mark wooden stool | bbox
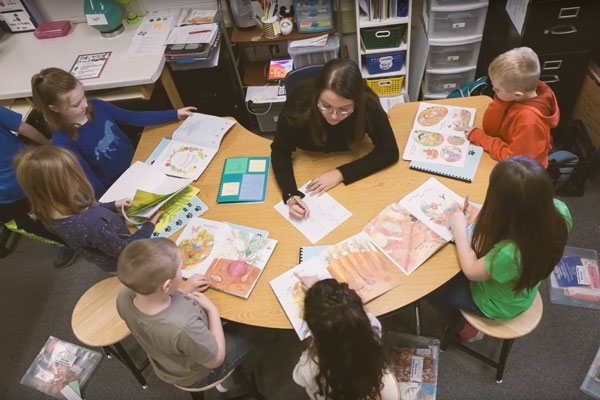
[443,292,543,383]
[174,368,237,400]
[71,276,149,388]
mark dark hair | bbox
[282,59,381,147]
[304,279,386,400]
[471,156,569,292]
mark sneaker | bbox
[458,321,484,342]
[53,247,78,269]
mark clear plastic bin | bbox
[287,34,339,68]
[429,0,488,7]
[425,2,488,39]
[294,0,334,33]
[581,345,600,399]
[423,67,476,96]
[426,36,482,70]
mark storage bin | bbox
[366,76,405,96]
[423,67,475,95]
[294,0,334,33]
[429,0,487,7]
[425,3,488,39]
[288,34,339,68]
[361,25,406,50]
[249,102,285,133]
[364,51,406,75]
[426,36,481,70]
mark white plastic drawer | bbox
[430,0,487,7]
[426,4,488,39]
[423,67,476,95]
[426,37,481,70]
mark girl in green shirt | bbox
[428,156,571,341]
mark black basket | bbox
[548,119,600,196]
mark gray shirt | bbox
[116,288,218,386]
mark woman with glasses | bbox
[271,58,399,219]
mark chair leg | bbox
[414,301,421,336]
[495,339,514,383]
[111,342,148,389]
[441,317,464,350]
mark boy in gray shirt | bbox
[116,238,271,389]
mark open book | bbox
[270,232,403,339]
[176,218,277,299]
[99,161,192,222]
[153,113,235,180]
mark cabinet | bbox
[477,0,600,117]
[355,0,412,104]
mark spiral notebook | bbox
[299,245,331,263]
[409,144,483,182]
[217,156,270,203]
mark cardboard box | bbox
[573,61,600,150]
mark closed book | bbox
[409,144,483,182]
[217,157,270,203]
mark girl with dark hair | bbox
[428,156,571,341]
[271,59,399,219]
[293,278,398,400]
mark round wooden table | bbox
[134,95,495,329]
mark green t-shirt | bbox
[470,199,572,321]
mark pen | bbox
[288,196,308,216]
[463,195,469,214]
[188,30,211,34]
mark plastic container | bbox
[293,0,334,33]
[423,66,475,96]
[426,36,481,70]
[34,20,72,39]
[361,25,406,50]
[425,2,488,40]
[581,345,600,399]
[366,76,405,96]
[288,34,339,68]
[429,0,488,7]
[249,102,285,133]
[364,51,406,75]
[548,246,600,310]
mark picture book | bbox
[217,157,270,203]
[154,113,235,180]
[399,177,480,241]
[273,182,352,244]
[20,336,101,399]
[270,232,403,339]
[409,144,483,183]
[363,202,447,275]
[222,221,269,238]
[299,245,332,263]
[176,218,277,299]
[99,161,192,220]
[150,195,208,238]
[403,102,476,168]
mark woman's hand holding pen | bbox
[287,195,310,219]
[306,169,343,195]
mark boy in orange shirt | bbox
[468,47,559,167]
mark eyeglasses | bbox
[317,103,354,117]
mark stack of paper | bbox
[289,34,329,48]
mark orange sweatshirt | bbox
[468,81,559,167]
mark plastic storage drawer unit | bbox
[423,67,476,95]
[288,34,339,68]
[429,0,487,6]
[361,25,406,50]
[294,0,334,33]
[426,36,482,70]
[425,2,488,40]
[364,51,406,75]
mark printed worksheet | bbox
[403,102,476,168]
[273,182,352,244]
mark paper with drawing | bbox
[176,218,277,298]
[403,102,476,168]
[273,182,352,244]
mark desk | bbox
[134,95,494,329]
[0,22,183,109]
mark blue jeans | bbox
[426,272,485,327]
[185,322,275,388]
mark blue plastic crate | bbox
[364,51,405,75]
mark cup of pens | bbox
[261,16,280,39]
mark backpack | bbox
[446,76,494,98]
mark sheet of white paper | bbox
[172,113,235,148]
[153,139,218,180]
[127,8,179,57]
[166,23,218,44]
[289,34,329,48]
[99,161,192,203]
[273,183,352,244]
[506,0,530,35]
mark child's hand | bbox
[188,291,218,313]
[177,106,197,120]
[181,274,211,294]
[306,169,344,196]
[115,198,132,210]
[448,203,467,233]
[294,272,319,290]
[148,210,164,225]
[461,126,474,138]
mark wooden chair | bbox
[174,368,236,400]
[71,276,149,388]
[442,292,544,383]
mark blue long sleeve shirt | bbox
[49,202,155,272]
[0,106,26,204]
[52,99,178,197]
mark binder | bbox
[217,156,270,203]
